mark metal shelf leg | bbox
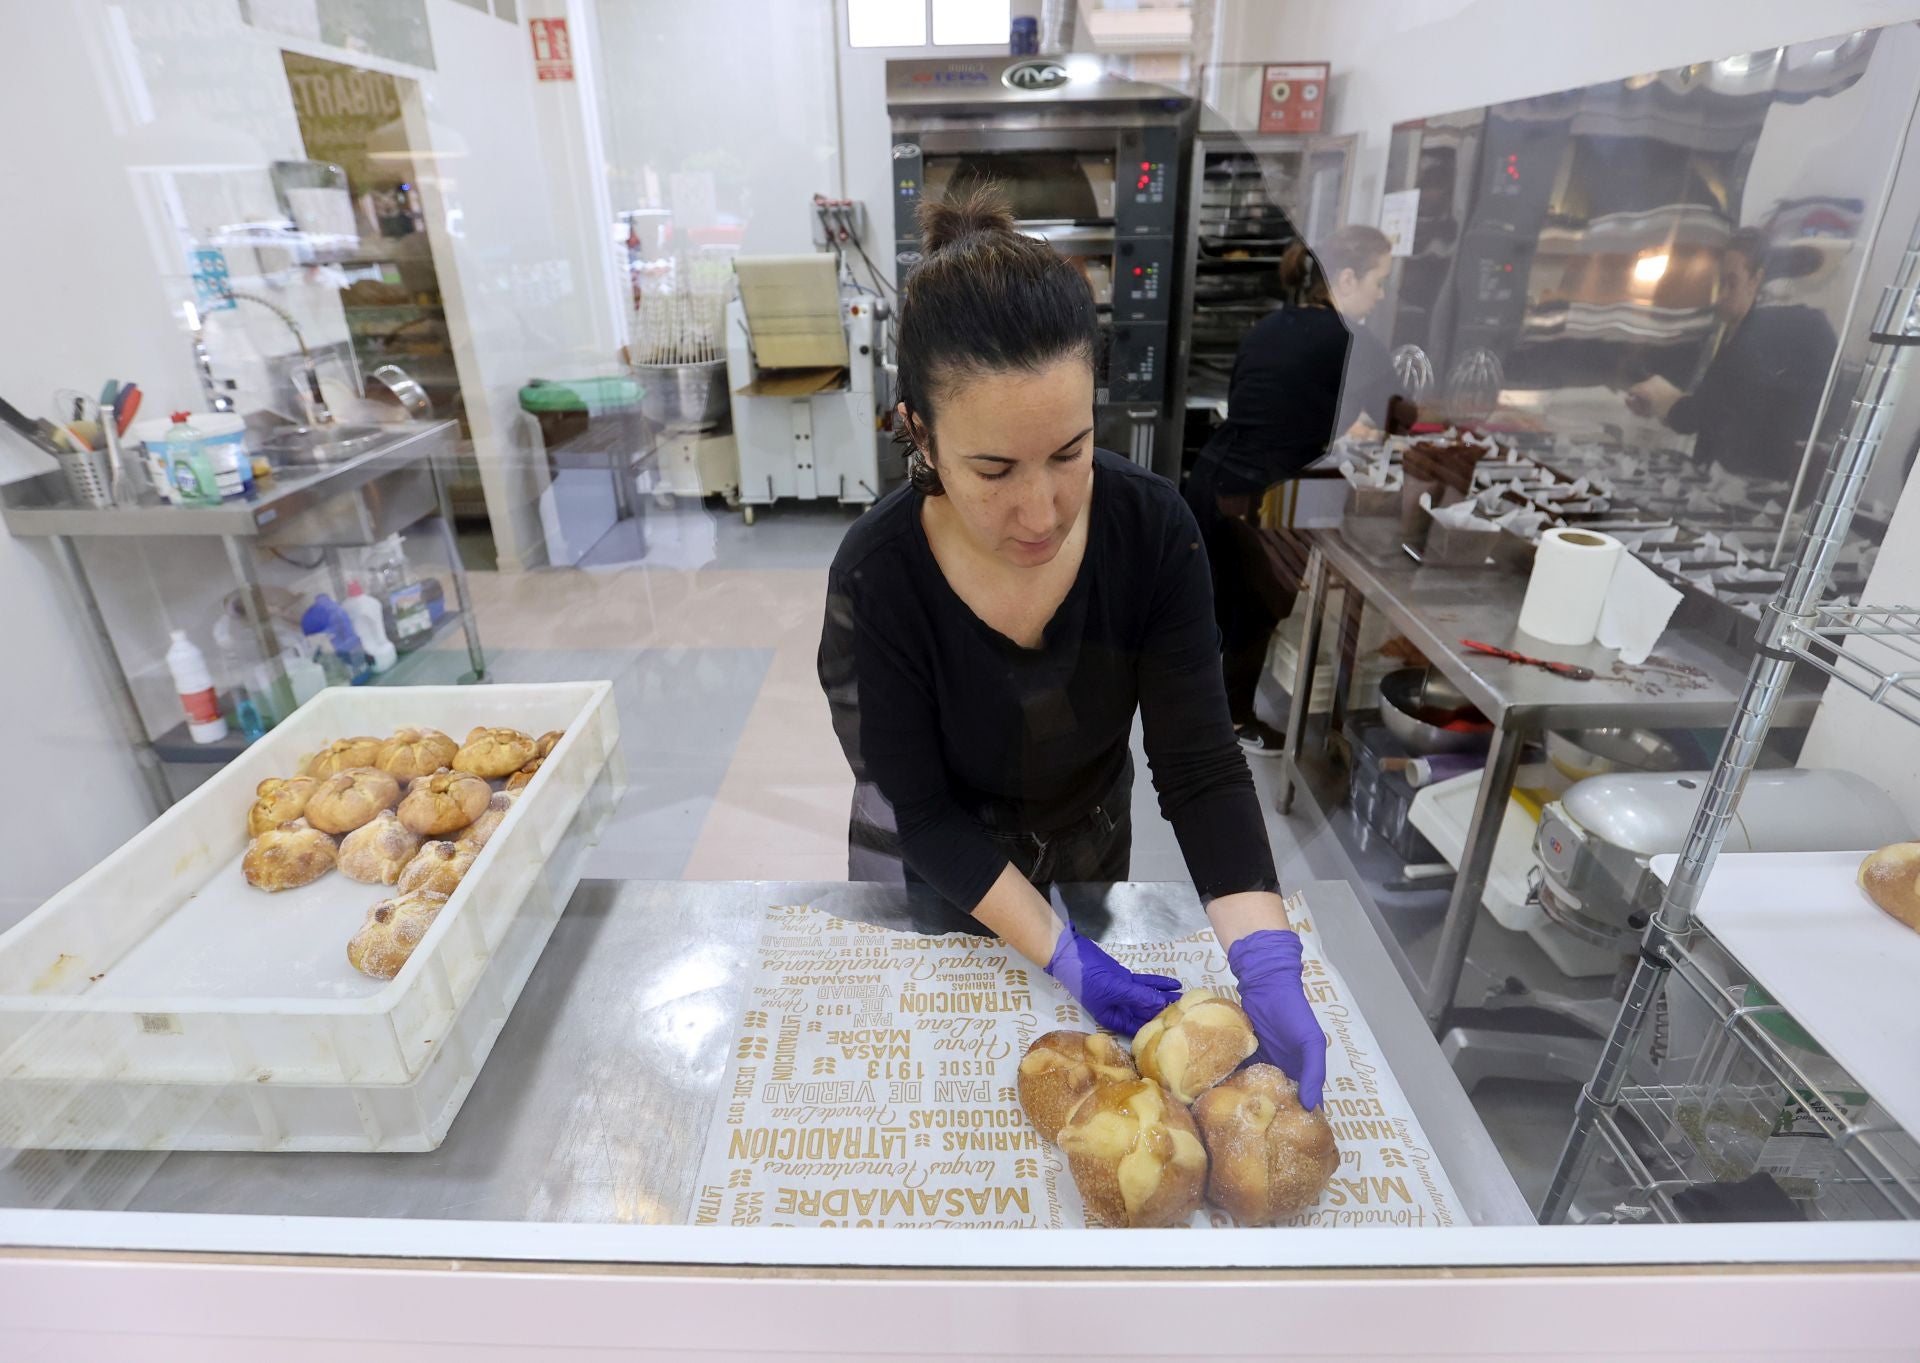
[49,535,172,817]
[222,536,293,723]
[428,454,486,682]
[1276,544,1328,816]
[1422,722,1524,1033]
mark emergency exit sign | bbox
[1260,62,1328,133]
[530,16,574,81]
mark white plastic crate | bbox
[0,683,621,1110]
[0,757,620,1152]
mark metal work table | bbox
[1276,527,1824,1033]
[1,420,485,813]
[0,879,1534,1229]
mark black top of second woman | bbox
[818,448,1280,911]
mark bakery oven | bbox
[887,56,1193,474]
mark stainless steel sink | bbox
[258,422,390,466]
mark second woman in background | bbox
[1185,225,1400,756]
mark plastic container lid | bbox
[131,411,247,444]
[517,376,643,413]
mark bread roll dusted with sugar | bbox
[398,769,491,836]
[456,791,515,852]
[346,890,447,980]
[305,736,384,779]
[1131,989,1259,1104]
[1191,1063,1338,1224]
[1017,1031,1138,1143]
[247,775,318,837]
[397,840,476,897]
[453,726,536,779]
[1860,843,1920,933]
[375,727,458,782]
[1057,1078,1207,1228]
[305,767,402,835]
[242,818,337,892]
[337,809,423,885]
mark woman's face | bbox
[1332,256,1391,320]
[911,355,1095,568]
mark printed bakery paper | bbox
[690,896,1463,1229]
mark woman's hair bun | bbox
[918,182,1018,254]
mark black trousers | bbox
[846,757,1133,900]
[1192,484,1306,726]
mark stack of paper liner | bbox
[693,894,1462,1228]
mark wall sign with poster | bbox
[530,16,574,81]
[1260,62,1329,133]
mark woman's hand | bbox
[971,863,1180,1034]
[1208,891,1327,1109]
[1226,929,1326,1109]
[1045,924,1183,1036]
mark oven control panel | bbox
[1112,238,1173,322]
[1114,125,1180,238]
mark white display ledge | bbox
[3,1209,1918,1269]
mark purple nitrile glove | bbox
[1226,929,1327,1110]
[1045,924,1183,1036]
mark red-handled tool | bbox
[1462,638,1595,681]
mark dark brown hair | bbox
[896,183,1098,495]
[1279,224,1393,307]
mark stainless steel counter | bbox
[1298,528,1825,730]
[1276,527,1825,1037]
[0,879,1535,1228]
[0,419,457,540]
[1,419,484,811]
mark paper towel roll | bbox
[1517,528,1622,646]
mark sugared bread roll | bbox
[375,727,458,782]
[456,791,515,852]
[346,890,447,980]
[397,769,491,836]
[304,766,402,835]
[1860,843,1920,932]
[337,809,423,885]
[305,736,384,779]
[396,840,476,897]
[1017,1031,1138,1143]
[1057,1078,1208,1228]
[247,775,318,837]
[452,726,536,779]
[1131,989,1259,1104]
[242,818,337,892]
[1191,1063,1338,1224]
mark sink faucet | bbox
[199,291,336,427]
[184,300,236,414]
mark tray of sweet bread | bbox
[0,683,622,1128]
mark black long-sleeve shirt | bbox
[1665,304,1838,483]
[1192,304,1396,497]
[818,449,1279,912]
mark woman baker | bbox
[817,186,1325,1108]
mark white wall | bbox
[0,0,621,928]
[1212,0,1920,224]
[594,0,842,258]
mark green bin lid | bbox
[517,375,643,412]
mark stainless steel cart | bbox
[0,419,485,815]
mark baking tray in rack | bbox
[1653,849,1920,1143]
[0,683,624,1150]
